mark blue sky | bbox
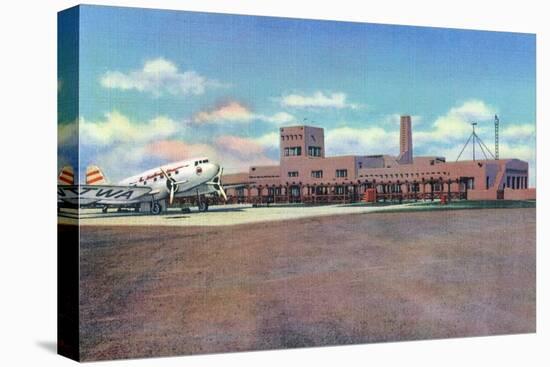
[58,5,536,184]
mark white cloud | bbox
[80,111,179,146]
[501,124,535,140]
[192,101,296,125]
[448,99,496,121]
[280,91,359,109]
[193,102,254,123]
[414,99,496,145]
[325,126,399,156]
[100,57,222,97]
[253,132,280,150]
[257,111,295,125]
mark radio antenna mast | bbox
[455,122,496,162]
[494,115,500,160]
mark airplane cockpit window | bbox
[203,159,209,163]
[143,181,147,185]
[154,177,157,182]
[175,170,179,174]
[194,161,198,166]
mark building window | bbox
[486,176,490,189]
[506,176,511,188]
[335,186,345,194]
[284,146,302,156]
[336,169,348,178]
[308,146,322,157]
[288,171,299,177]
[311,170,323,179]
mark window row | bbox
[284,147,302,156]
[286,169,348,179]
[505,176,528,190]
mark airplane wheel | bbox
[198,201,208,212]
[102,207,108,213]
[151,202,161,215]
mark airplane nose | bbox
[208,163,220,177]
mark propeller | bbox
[206,166,228,201]
[217,167,228,201]
[160,166,178,205]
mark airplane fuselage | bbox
[118,157,220,204]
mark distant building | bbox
[222,116,534,202]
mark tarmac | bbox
[58,202,417,226]
[58,200,536,227]
[73,207,536,360]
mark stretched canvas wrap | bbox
[58,4,536,362]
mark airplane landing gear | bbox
[151,202,162,215]
[198,200,209,212]
[102,206,108,213]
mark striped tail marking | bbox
[86,165,107,185]
[58,165,74,185]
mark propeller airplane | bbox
[57,157,227,214]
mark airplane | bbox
[57,157,227,214]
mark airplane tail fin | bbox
[86,165,107,185]
[58,165,75,185]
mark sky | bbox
[58,5,536,185]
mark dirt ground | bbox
[77,208,536,361]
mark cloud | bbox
[501,124,535,140]
[253,132,280,151]
[414,99,496,145]
[100,57,222,97]
[193,102,254,123]
[257,111,295,125]
[215,136,265,158]
[147,136,277,173]
[325,126,399,156]
[280,91,359,109]
[448,99,496,121]
[192,101,296,125]
[80,111,179,146]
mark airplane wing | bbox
[57,185,153,206]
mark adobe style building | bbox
[222,116,535,203]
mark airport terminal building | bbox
[222,116,534,204]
